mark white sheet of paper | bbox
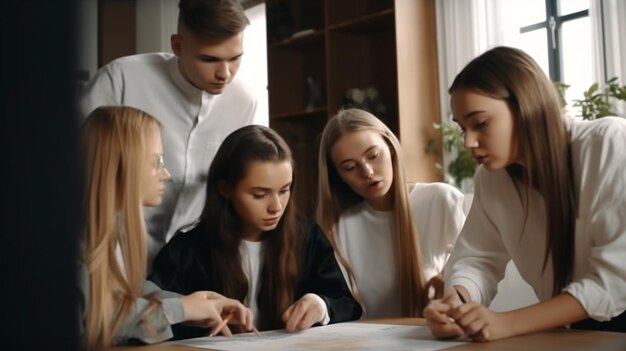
[168,322,468,351]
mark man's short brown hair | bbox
[178,0,249,41]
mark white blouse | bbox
[445,117,626,321]
[240,240,264,325]
[239,240,329,326]
[336,183,465,318]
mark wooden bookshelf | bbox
[266,0,443,217]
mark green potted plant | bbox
[427,122,477,192]
[560,77,626,120]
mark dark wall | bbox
[1,1,81,350]
[99,0,137,67]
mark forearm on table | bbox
[501,293,588,336]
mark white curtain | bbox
[436,0,488,126]
[591,0,626,116]
[436,0,523,125]
[435,0,502,180]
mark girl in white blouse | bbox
[317,108,466,318]
[424,46,626,341]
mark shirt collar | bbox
[169,55,203,98]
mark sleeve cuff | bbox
[564,281,617,321]
[305,293,330,325]
[161,297,186,325]
[446,276,483,304]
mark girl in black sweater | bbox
[149,125,361,338]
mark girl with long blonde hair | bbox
[79,106,254,349]
[317,108,466,318]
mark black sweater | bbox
[149,220,362,338]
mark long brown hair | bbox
[82,106,162,349]
[197,125,298,330]
[316,108,427,316]
[449,46,576,295]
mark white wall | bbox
[238,3,269,126]
[136,0,178,53]
[489,262,539,311]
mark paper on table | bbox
[169,322,468,351]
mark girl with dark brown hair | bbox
[424,46,626,341]
[149,125,361,338]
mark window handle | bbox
[549,16,557,49]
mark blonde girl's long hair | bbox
[82,106,162,349]
[316,108,427,316]
[449,46,576,296]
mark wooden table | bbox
[107,318,626,351]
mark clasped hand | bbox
[424,289,514,342]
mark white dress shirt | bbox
[80,53,262,265]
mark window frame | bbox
[519,0,590,82]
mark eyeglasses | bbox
[153,154,166,171]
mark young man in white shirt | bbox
[81,0,262,265]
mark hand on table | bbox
[282,294,326,332]
[180,291,255,336]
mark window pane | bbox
[498,0,547,26]
[517,29,551,77]
[494,0,548,68]
[561,17,593,116]
[558,0,589,16]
